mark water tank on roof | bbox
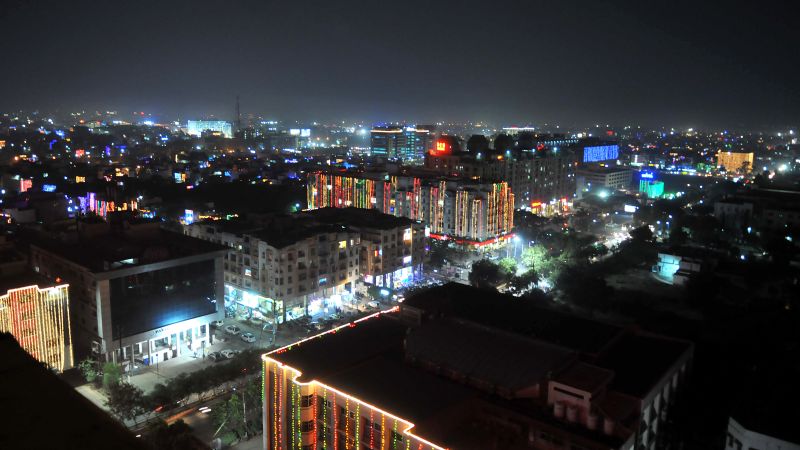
[554,401,565,419]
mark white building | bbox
[726,417,800,450]
[186,120,233,138]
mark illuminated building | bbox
[307,171,514,245]
[185,208,425,323]
[29,218,226,365]
[575,166,633,198]
[186,120,233,138]
[0,278,73,372]
[424,146,575,210]
[76,192,138,218]
[262,284,693,450]
[370,125,435,162]
[582,144,619,163]
[638,172,664,199]
[716,151,754,174]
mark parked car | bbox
[241,332,256,343]
[220,349,238,359]
[224,325,241,335]
[367,301,380,309]
[211,320,224,328]
[311,322,326,331]
[208,351,224,362]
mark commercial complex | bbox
[307,171,514,245]
[29,217,227,366]
[262,284,693,450]
[370,126,435,162]
[186,120,233,138]
[714,187,800,233]
[185,208,426,323]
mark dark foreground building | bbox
[261,283,693,450]
[0,332,148,450]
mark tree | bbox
[668,227,689,246]
[521,245,551,273]
[148,420,195,450]
[106,381,146,424]
[509,269,540,293]
[468,259,504,289]
[102,362,123,390]
[629,225,654,243]
[78,358,99,383]
[498,257,518,279]
[214,393,246,440]
[466,134,489,154]
[493,133,514,152]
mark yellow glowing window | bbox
[338,240,347,249]
[403,228,412,242]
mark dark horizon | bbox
[1,0,798,129]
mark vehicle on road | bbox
[224,325,241,335]
[220,349,238,359]
[211,320,224,328]
[311,321,326,331]
[367,301,380,309]
[208,351,224,362]
[241,332,256,343]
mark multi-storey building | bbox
[0,274,73,372]
[185,209,425,323]
[425,148,575,210]
[576,166,633,197]
[714,187,800,234]
[186,120,233,138]
[307,171,514,245]
[28,217,226,365]
[370,126,435,162]
[262,283,693,450]
[716,151,754,175]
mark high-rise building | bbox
[186,120,233,138]
[0,278,73,372]
[307,171,514,245]
[261,284,693,450]
[370,126,435,162]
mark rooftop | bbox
[402,284,624,355]
[0,270,61,295]
[300,207,415,230]
[29,226,226,273]
[0,333,148,450]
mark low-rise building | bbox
[262,283,693,450]
[576,166,633,197]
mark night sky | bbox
[1,0,797,128]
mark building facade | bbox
[185,209,426,323]
[0,282,73,372]
[370,126,434,162]
[307,171,514,245]
[262,284,694,450]
[716,151,754,175]
[29,220,226,366]
[186,120,233,138]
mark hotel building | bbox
[262,283,693,450]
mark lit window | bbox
[338,240,347,249]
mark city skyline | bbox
[1,0,798,128]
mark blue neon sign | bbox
[583,144,619,163]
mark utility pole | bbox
[235,95,241,134]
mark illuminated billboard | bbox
[582,144,619,163]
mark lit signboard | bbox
[640,171,656,180]
[42,184,57,192]
[582,144,619,163]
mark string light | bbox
[0,284,72,372]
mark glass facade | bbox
[109,260,217,339]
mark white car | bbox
[367,301,380,309]
[224,325,241,335]
[240,332,256,343]
[220,349,238,359]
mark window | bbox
[301,420,314,432]
[300,395,314,407]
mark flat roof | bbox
[30,228,226,273]
[0,270,60,295]
[301,207,415,230]
[402,284,624,355]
